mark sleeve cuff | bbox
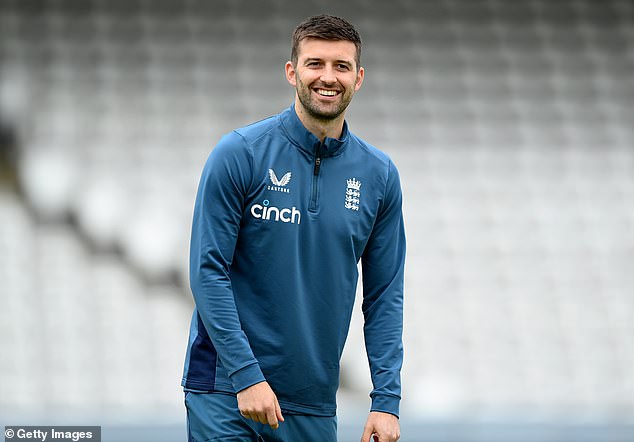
[370,394,401,418]
[230,362,266,393]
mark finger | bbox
[264,402,279,429]
[243,411,256,423]
[239,409,249,419]
[275,398,285,423]
[360,426,373,442]
[256,411,269,425]
[242,409,262,425]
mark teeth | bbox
[317,89,337,96]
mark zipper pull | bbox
[313,156,321,176]
[314,141,324,176]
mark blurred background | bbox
[1,0,633,440]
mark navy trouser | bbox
[185,391,337,442]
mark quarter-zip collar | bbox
[280,105,349,157]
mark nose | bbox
[320,65,337,84]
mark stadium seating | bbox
[0,0,632,433]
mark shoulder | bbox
[208,113,282,162]
[233,113,282,146]
[348,132,399,177]
[346,133,403,210]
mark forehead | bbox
[296,38,357,64]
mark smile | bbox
[315,89,339,97]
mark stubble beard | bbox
[295,77,353,122]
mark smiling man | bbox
[183,15,405,442]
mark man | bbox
[182,14,405,442]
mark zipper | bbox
[309,142,324,213]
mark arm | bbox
[190,134,284,428]
[361,159,405,433]
[189,132,265,393]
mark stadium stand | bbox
[1,0,633,440]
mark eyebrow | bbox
[303,58,353,68]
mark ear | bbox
[285,61,297,87]
[354,66,365,92]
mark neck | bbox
[294,97,345,142]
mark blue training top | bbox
[182,105,405,417]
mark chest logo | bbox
[251,200,301,224]
[345,178,361,211]
[268,169,292,193]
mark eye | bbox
[337,64,351,71]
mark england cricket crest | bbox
[345,178,361,211]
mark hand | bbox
[236,381,285,429]
[360,411,400,442]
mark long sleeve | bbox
[189,132,266,393]
[361,159,406,417]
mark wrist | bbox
[230,363,266,393]
[370,394,400,418]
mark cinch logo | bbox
[250,200,301,224]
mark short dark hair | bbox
[291,14,362,70]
